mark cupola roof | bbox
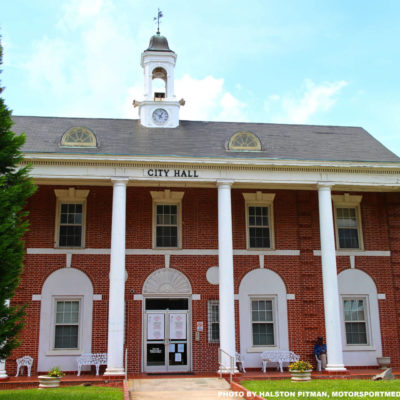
[145,32,174,52]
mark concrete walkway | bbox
[128,377,244,400]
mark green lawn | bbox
[0,385,123,399]
[241,379,400,400]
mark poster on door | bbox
[169,313,186,340]
[147,313,164,340]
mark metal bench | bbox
[77,353,107,376]
[15,355,33,377]
[261,350,299,373]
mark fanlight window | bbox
[228,131,261,151]
[61,127,97,148]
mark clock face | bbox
[152,108,169,124]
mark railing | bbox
[218,348,235,382]
[124,348,128,382]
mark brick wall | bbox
[7,185,400,374]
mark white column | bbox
[166,71,175,99]
[318,184,346,371]
[0,360,7,379]
[217,181,237,372]
[0,300,9,379]
[105,178,128,376]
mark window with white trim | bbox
[228,131,261,151]
[151,190,184,249]
[208,300,219,343]
[251,299,275,346]
[343,298,368,345]
[332,194,363,250]
[54,300,80,349]
[156,204,178,247]
[61,126,97,148]
[54,188,89,248]
[243,192,275,249]
[59,204,83,247]
[248,206,270,248]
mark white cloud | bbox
[26,37,74,94]
[265,79,347,124]
[23,0,248,121]
[24,0,140,117]
[217,92,247,122]
[175,74,246,121]
[59,0,112,30]
[175,74,223,121]
[124,74,247,122]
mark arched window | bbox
[238,269,289,367]
[61,127,97,148]
[38,268,94,372]
[228,131,261,151]
[338,269,382,366]
[152,67,167,97]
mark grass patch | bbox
[241,379,400,400]
[0,385,123,399]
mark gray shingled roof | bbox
[12,116,400,163]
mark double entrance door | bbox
[143,298,190,373]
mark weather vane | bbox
[154,8,163,34]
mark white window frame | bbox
[208,300,219,343]
[332,194,363,250]
[50,296,83,355]
[150,190,184,249]
[250,297,276,348]
[341,295,372,350]
[243,192,275,250]
[54,188,89,248]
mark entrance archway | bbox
[142,269,192,373]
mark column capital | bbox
[216,179,234,188]
[317,182,334,190]
[111,177,129,186]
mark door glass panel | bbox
[168,342,187,366]
[169,313,187,340]
[147,343,165,366]
[147,314,164,340]
[146,298,188,310]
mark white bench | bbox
[15,355,33,377]
[261,350,299,373]
[77,353,107,376]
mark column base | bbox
[0,373,8,380]
[325,364,347,371]
[104,367,125,376]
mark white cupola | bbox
[136,32,182,128]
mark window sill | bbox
[153,247,182,250]
[246,248,275,251]
[247,346,279,353]
[55,246,85,250]
[46,350,82,356]
[343,346,375,352]
[337,248,364,252]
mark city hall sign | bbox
[145,169,199,178]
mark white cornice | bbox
[21,152,400,171]
[20,152,400,191]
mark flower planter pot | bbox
[376,357,391,370]
[38,375,61,389]
[290,370,312,382]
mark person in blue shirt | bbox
[314,336,327,370]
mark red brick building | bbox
[2,32,400,376]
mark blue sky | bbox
[1,0,399,156]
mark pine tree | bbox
[0,40,36,359]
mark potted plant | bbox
[289,360,313,381]
[38,366,64,389]
[376,356,391,369]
